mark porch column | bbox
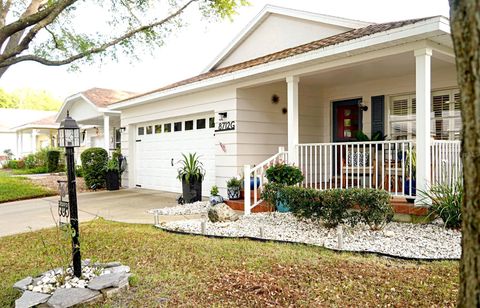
[287,76,299,165]
[16,132,20,158]
[31,129,37,154]
[414,48,432,204]
[103,114,110,152]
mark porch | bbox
[237,45,461,214]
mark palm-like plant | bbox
[177,153,205,184]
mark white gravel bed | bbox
[159,213,461,260]
[149,201,210,216]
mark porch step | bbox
[225,199,274,213]
[240,189,261,199]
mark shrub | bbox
[47,150,61,172]
[352,188,393,230]
[265,163,304,185]
[75,165,84,178]
[106,157,120,172]
[34,147,49,167]
[419,180,462,229]
[321,189,356,228]
[80,147,108,188]
[177,153,205,183]
[25,154,36,169]
[262,185,393,230]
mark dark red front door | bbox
[333,99,362,142]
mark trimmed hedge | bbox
[262,185,393,230]
[46,150,61,172]
[80,147,108,188]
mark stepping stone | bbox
[47,288,100,308]
[87,272,128,291]
[15,291,50,308]
[107,265,130,274]
[13,277,33,291]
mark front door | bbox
[332,99,362,142]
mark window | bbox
[164,123,172,133]
[114,128,121,149]
[185,120,194,131]
[174,122,182,132]
[146,126,153,134]
[138,127,144,136]
[389,89,461,140]
[155,124,162,134]
[209,117,215,128]
[197,119,206,129]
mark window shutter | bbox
[371,95,385,136]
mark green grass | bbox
[0,171,55,203]
[0,219,459,307]
[11,166,48,175]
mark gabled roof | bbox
[81,88,137,108]
[204,5,373,72]
[0,109,55,132]
[13,115,58,131]
[114,16,433,107]
[55,88,137,123]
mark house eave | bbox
[111,17,451,111]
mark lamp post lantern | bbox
[58,111,82,278]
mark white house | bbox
[110,5,460,210]
[13,115,58,156]
[55,88,137,157]
[0,108,56,159]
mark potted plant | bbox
[209,185,223,205]
[404,148,416,203]
[226,177,241,200]
[265,163,304,212]
[177,153,205,203]
[105,157,120,191]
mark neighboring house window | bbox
[389,89,461,140]
[114,128,121,149]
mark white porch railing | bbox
[431,140,462,186]
[297,141,415,197]
[243,147,288,215]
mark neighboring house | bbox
[110,5,460,206]
[0,108,56,158]
[55,88,137,159]
[14,115,58,157]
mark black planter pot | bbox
[182,176,203,203]
[106,170,120,191]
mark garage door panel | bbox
[135,115,215,196]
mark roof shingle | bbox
[81,88,137,108]
[120,17,433,103]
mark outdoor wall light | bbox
[119,127,126,133]
[271,94,280,104]
[358,102,368,112]
[218,112,227,120]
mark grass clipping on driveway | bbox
[0,171,56,203]
[0,219,459,307]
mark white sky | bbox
[0,0,450,101]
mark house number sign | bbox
[215,121,236,132]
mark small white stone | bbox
[384,230,395,237]
[27,285,33,291]
[32,286,42,293]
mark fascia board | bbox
[112,18,448,110]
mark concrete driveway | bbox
[0,188,182,237]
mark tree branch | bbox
[0,0,71,48]
[0,0,197,68]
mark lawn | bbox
[0,171,56,203]
[0,219,459,307]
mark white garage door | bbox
[135,114,215,196]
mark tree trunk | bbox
[449,1,480,307]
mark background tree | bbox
[0,87,61,110]
[0,0,248,79]
[449,0,480,307]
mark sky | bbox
[0,0,450,101]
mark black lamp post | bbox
[58,111,82,278]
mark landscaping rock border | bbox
[14,261,131,308]
[156,213,461,260]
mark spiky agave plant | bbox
[177,153,205,184]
